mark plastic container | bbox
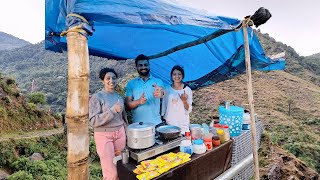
[193,139,206,154]
[212,136,220,146]
[203,133,213,150]
[221,125,230,141]
[242,112,251,130]
[190,125,202,141]
[180,140,193,155]
[216,129,225,144]
[219,106,244,137]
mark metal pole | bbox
[242,20,260,179]
[215,154,253,180]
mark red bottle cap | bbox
[185,131,191,137]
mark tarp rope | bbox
[60,13,93,37]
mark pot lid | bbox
[127,122,155,131]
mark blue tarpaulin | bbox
[45,0,285,89]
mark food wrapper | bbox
[176,152,191,163]
[133,167,144,175]
[141,160,158,169]
[157,164,172,174]
[136,171,160,180]
[170,157,183,168]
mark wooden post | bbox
[66,32,90,180]
[242,21,260,179]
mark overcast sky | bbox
[0,0,319,56]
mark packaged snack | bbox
[157,164,172,174]
[136,171,160,180]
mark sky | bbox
[0,0,319,56]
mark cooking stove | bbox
[128,136,185,162]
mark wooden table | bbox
[117,140,233,180]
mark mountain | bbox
[0,31,31,51]
[0,41,136,112]
[0,31,319,177]
[255,30,320,86]
[0,73,60,132]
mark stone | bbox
[29,153,44,161]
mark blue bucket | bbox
[219,106,244,137]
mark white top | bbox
[162,85,193,134]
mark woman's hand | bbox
[113,99,122,113]
[180,90,188,102]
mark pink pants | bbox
[94,126,126,180]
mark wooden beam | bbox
[242,20,260,180]
[66,32,90,180]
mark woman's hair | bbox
[99,67,118,80]
[170,65,185,79]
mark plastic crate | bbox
[219,106,244,137]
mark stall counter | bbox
[117,140,233,180]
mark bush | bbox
[7,170,33,180]
[27,92,46,105]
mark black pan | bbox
[156,125,181,139]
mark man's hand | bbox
[179,90,188,103]
[139,92,147,105]
[153,83,163,98]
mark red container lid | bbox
[221,125,229,128]
[213,124,221,128]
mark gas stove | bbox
[128,136,185,162]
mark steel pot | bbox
[156,125,181,140]
[126,122,155,149]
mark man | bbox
[125,54,165,126]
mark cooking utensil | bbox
[156,125,181,140]
[127,122,155,149]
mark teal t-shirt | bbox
[125,75,164,125]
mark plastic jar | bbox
[212,124,222,136]
[221,125,230,141]
[190,126,202,141]
[216,129,225,144]
[212,136,220,146]
[203,137,213,150]
[193,139,206,154]
[180,140,193,155]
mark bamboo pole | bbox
[66,32,90,180]
[242,21,260,179]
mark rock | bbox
[267,164,282,180]
[29,153,44,161]
[0,169,10,180]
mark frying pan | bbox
[156,125,181,139]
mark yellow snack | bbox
[133,167,144,175]
[141,160,158,169]
[156,154,170,164]
[177,152,191,159]
[170,157,183,168]
[136,171,160,180]
[157,164,172,174]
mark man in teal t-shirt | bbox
[125,54,164,126]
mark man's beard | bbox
[138,69,150,76]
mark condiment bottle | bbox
[212,136,221,146]
[221,125,230,141]
[203,134,213,150]
[185,130,191,140]
[216,129,225,144]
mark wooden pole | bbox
[242,21,260,179]
[66,32,90,180]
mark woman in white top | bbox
[162,65,193,134]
